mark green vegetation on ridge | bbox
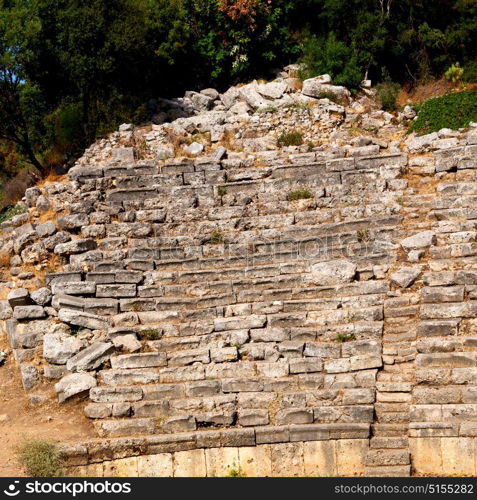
[410,90,477,134]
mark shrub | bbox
[17,440,63,477]
[0,204,26,224]
[444,62,464,84]
[299,33,363,90]
[376,82,400,111]
[277,131,303,148]
[217,186,228,197]
[463,60,477,83]
[410,90,477,134]
[287,188,314,201]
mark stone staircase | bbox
[3,130,477,476]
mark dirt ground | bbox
[0,333,96,477]
[397,78,477,106]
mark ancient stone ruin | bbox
[1,69,477,476]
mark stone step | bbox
[371,423,409,437]
[364,465,411,477]
[370,437,409,449]
[364,449,410,467]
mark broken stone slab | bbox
[110,353,167,369]
[213,315,267,331]
[31,288,52,306]
[55,372,97,403]
[35,221,57,238]
[400,231,436,250]
[13,306,46,320]
[20,364,39,391]
[43,332,87,365]
[54,239,97,256]
[390,266,421,288]
[301,77,350,102]
[256,81,287,100]
[110,333,142,352]
[7,288,30,308]
[89,386,143,403]
[58,309,112,330]
[66,342,115,372]
[52,282,96,296]
[310,259,357,285]
[239,82,272,110]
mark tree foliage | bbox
[0,0,476,179]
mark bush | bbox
[410,90,477,134]
[376,82,400,111]
[299,33,363,90]
[444,62,464,84]
[463,60,477,83]
[277,131,303,148]
[287,188,314,201]
[17,440,63,477]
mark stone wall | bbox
[2,117,477,476]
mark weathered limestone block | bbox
[309,259,356,285]
[390,266,421,288]
[13,306,46,320]
[54,239,97,255]
[168,348,210,367]
[58,309,112,330]
[238,409,269,426]
[55,372,97,403]
[90,386,143,403]
[214,315,266,331]
[137,454,173,477]
[400,231,436,250]
[270,442,304,477]
[303,440,336,477]
[97,285,137,298]
[84,403,112,419]
[174,449,207,477]
[43,332,86,364]
[238,445,272,477]
[31,288,52,306]
[7,288,30,307]
[20,364,39,391]
[111,353,167,369]
[52,282,96,296]
[67,342,114,372]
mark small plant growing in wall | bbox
[287,188,314,201]
[17,439,63,477]
[217,186,228,197]
[208,230,225,244]
[226,463,246,477]
[336,333,355,343]
[356,229,370,242]
[139,329,162,341]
